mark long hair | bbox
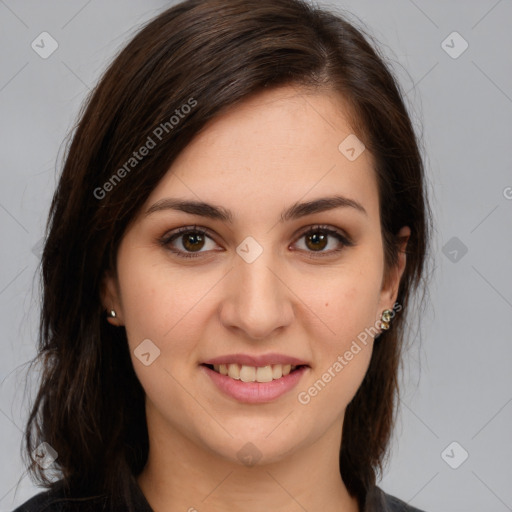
[22,0,432,509]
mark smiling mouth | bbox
[202,363,307,383]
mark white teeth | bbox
[240,365,256,382]
[210,363,299,382]
[227,363,240,380]
[256,365,273,382]
[272,365,283,379]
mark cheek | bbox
[292,260,382,407]
[307,259,383,346]
[319,282,377,368]
[331,283,379,336]
[117,248,209,349]
[116,256,207,405]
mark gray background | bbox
[1,1,511,511]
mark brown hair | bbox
[22,0,432,510]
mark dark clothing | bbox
[13,477,426,512]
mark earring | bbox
[379,309,393,330]
[109,309,117,318]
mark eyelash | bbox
[159,224,354,260]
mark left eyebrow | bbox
[144,194,367,222]
[281,195,367,221]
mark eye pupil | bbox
[306,231,327,251]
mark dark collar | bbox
[14,477,426,512]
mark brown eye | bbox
[304,231,328,251]
[293,225,353,257]
[181,232,206,252]
[160,226,219,259]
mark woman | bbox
[14,0,432,510]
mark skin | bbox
[102,84,409,512]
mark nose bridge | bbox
[222,241,293,339]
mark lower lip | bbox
[200,365,309,404]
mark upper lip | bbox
[202,353,310,367]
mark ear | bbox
[100,269,123,326]
[377,225,410,313]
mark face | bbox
[102,85,408,466]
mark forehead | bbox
[145,85,379,223]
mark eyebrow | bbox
[145,195,367,222]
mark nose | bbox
[219,250,294,341]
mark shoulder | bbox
[11,487,108,512]
[365,486,427,512]
[383,491,426,512]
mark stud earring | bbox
[379,309,393,330]
[109,309,117,318]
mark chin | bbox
[196,429,304,468]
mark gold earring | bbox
[379,309,393,330]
